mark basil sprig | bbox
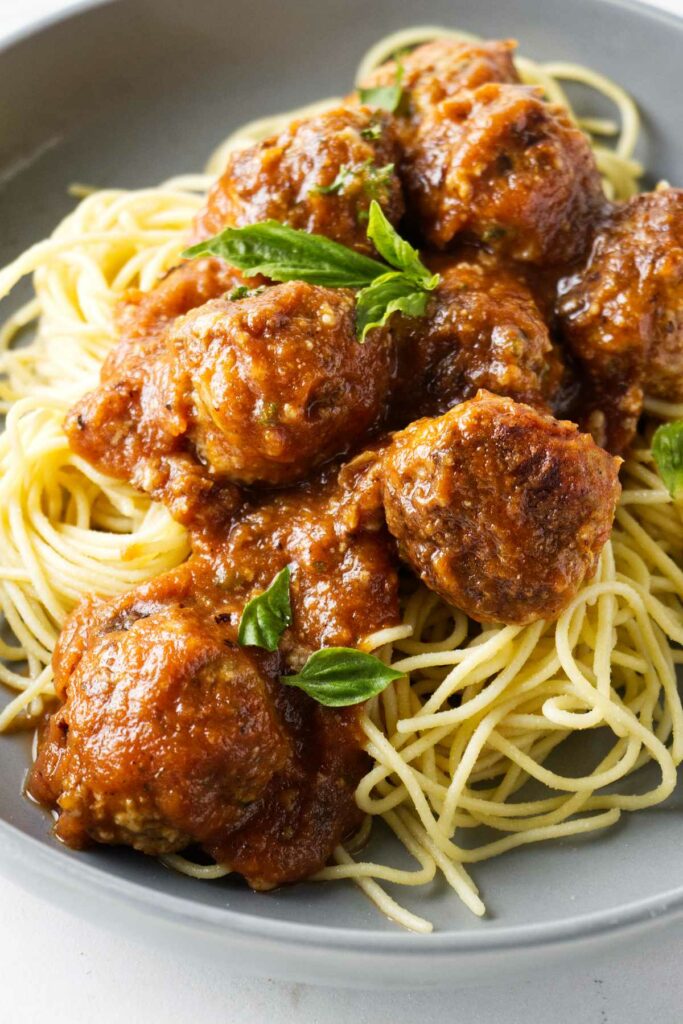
[358,61,405,113]
[652,421,683,499]
[237,566,292,651]
[183,221,386,288]
[282,647,403,707]
[183,201,439,340]
[355,201,439,340]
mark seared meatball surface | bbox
[401,83,605,263]
[28,561,373,889]
[381,391,621,625]
[391,255,564,421]
[29,571,290,855]
[156,282,394,486]
[194,107,404,255]
[66,281,394,520]
[355,38,519,139]
[557,188,683,452]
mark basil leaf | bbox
[360,122,383,141]
[356,272,429,340]
[358,62,404,113]
[183,221,386,288]
[313,165,355,195]
[282,647,403,707]
[238,566,292,651]
[367,201,439,289]
[652,422,683,498]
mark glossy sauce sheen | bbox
[29,37,682,889]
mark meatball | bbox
[29,563,370,888]
[66,281,394,518]
[381,391,621,625]
[401,82,605,263]
[193,106,405,255]
[557,188,683,452]
[355,37,519,138]
[390,254,564,422]
[156,282,394,486]
[112,257,258,367]
[200,468,400,663]
[29,572,290,854]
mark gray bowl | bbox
[1,0,682,989]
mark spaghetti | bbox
[0,27,679,934]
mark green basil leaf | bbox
[237,566,293,651]
[355,271,429,340]
[366,201,439,289]
[360,122,383,141]
[282,647,403,707]
[358,62,404,113]
[312,165,355,195]
[183,221,386,288]
[652,421,683,498]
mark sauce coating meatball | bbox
[401,83,605,263]
[557,188,683,452]
[194,107,404,255]
[355,37,519,138]
[156,282,394,486]
[381,391,621,625]
[391,255,564,421]
[66,281,394,519]
[28,562,372,889]
[29,574,290,855]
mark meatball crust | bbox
[402,83,605,262]
[557,188,683,452]
[391,255,563,421]
[194,106,404,255]
[29,579,290,854]
[28,563,371,888]
[153,282,393,487]
[355,37,519,136]
[381,391,621,625]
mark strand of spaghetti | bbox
[328,845,433,934]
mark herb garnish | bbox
[237,566,292,651]
[652,422,683,498]
[281,647,403,707]
[358,61,405,113]
[312,165,356,195]
[228,284,267,301]
[183,201,439,340]
[236,569,403,705]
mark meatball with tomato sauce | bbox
[391,255,564,421]
[29,570,291,856]
[355,37,519,140]
[557,188,683,453]
[155,281,394,486]
[381,391,621,625]
[193,106,404,255]
[28,562,371,889]
[66,281,394,520]
[399,82,605,263]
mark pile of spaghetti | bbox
[1,28,681,934]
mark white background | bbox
[2,1,683,1021]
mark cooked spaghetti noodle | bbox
[1,27,679,934]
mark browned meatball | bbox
[381,391,621,625]
[391,255,564,421]
[29,572,290,855]
[199,468,400,664]
[66,281,394,518]
[193,107,404,255]
[155,282,394,486]
[400,82,605,263]
[557,188,683,452]
[29,563,369,888]
[355,37,519,138]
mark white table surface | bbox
[2,1,683,1021]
